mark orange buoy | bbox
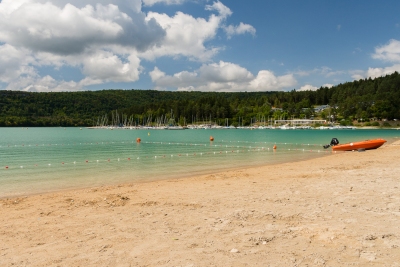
[210,136,214,141]
[273,145,277,150]
[136,138,141,143]
[5,166,8,169]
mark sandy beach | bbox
[1,140,400,266]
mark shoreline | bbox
[3,136,397,200]
[0,142,334,199]
[0,150,332,200]
[1,141,400,266]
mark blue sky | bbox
[0,0,400,92]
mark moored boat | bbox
[331,138,386,151]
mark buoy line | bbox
[1,146,338,171]
[0,139,327,151]
[218,139,324,147]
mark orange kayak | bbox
[332,139,386,151]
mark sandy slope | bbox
[1,140,400,266]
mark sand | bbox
[1,140,400,266]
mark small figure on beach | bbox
[323,138,339,149]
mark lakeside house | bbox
[314,105,330,113]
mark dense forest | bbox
[1,72,399,127]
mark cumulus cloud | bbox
[224,22,256,39]
[150,61,252,89]
[142,1,237,61]
[372,39,400,63]
[142,1,257,61]
[20,77,80,92]
[81,51,141,82]
[249,71,296,91]
[297,84,318,91]
[297,83,333,92]
[0,0,257,92]
[349,39,400,81]
[0,0,167,91]
[205,1,232,19]
[29,0,143,13]
[322,83,334,88]
[142,0,186,6]
[150,61,296,92]
[142,11,222,61]
[207,2,255,39]
[0,0,164,54]
[351,64,400,80]
[0,44,37,83]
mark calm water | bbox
[1,127,399,197]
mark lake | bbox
[1,127,399,197]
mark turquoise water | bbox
[1,127,399,197]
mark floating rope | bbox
[2,146,343,171]
[0,139,326,150]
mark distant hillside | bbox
[0,72,399,127]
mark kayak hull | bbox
[332,139,386,151]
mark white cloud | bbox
[205,1,232,19]
[142,1,256,60]
[294,70,312,77]
[0,0,257,92]
[293,67,344,78]
[0,44,37,83]
[142,3,230,61]
[322,83,334,88]
[142,12,221,61]
[297,83,334,92]
[372,39,400,63]
[0,1,164,54]
[249,71,296,91]
[207,2,255,39]
[0,0,164,91]
[351,64,400,80]
[150,61,249,89]
[200,61,253,82]
[150,61,297,92]
[298,84,318,91]
[149,66,166,81]
[325,70,345,77]
[348,39,400,81]
[5,75,79,92]
[366,67,395,79]
[142,0,186,7]
[82,50,141,82]
[224,22,256,39]
[29,0,143,13]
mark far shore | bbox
[1,140,400,266]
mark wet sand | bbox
[1,140,400,266]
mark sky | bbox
[1,0,400,93]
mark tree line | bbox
[0,72,399,127]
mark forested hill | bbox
[1,71,399,127]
